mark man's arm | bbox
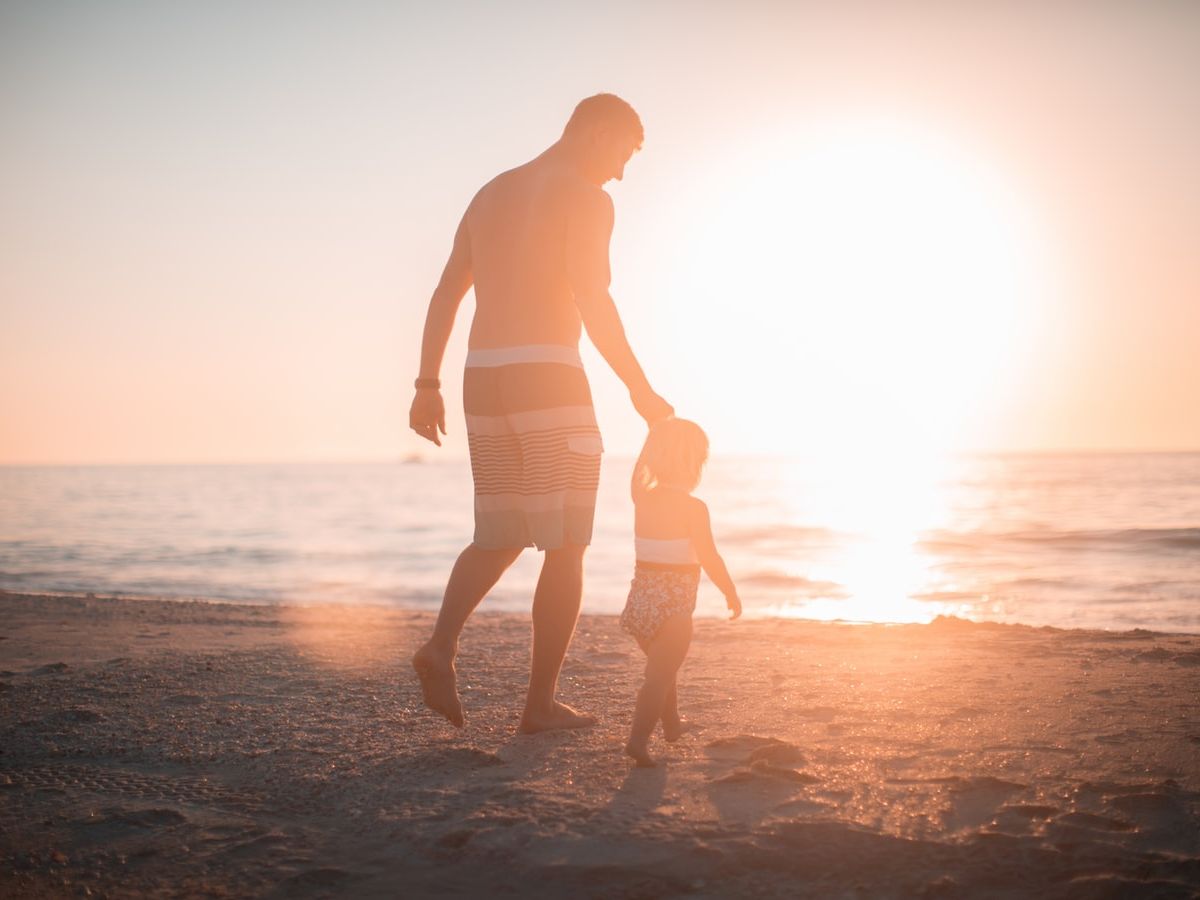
[566,187,672,424]
[409,214,473,446]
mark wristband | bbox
[414,378,440,390]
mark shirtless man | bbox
[409,94,673,733]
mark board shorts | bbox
[620,565,700,644]
[464,345,603,551]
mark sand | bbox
[2,590,1199,899]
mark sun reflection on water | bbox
[770,449,978,624]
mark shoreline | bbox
[3,588,1196,639]
[3,590,1199,897]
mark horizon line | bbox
[3,447,1200,468]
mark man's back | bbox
[465,159,594,350]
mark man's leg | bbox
[413,542,522,727]
[518,543,594,733]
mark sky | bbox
[1,0,1198,464]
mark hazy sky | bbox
[2,1,1198,463]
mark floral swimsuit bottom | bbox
[620,566,700,644]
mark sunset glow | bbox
[2,3,1198,463]
[3,6,1200,896]
[666,116,1052,459]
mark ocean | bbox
[1,453,1198,632]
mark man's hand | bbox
[409,388,446,446]
[630,387,673,425]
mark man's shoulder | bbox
[471,161,603,204]
[468,162,611,235]
[471,165,524,206]
[524,159,611,206]
[567,180,613,224]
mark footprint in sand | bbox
[705,736,817,788]
[770,796,837,818]
[749,761,819,783]
[86,807,189,831]
[747,743,807,766]
[1054,811,1135,832]
[407,747,505,777]
[30,662,69,676]
[940,776,1028,831]
[989,803,1063,835]
[793,705,839,723]
[220,831,292,860]
[999,803,1060,820]
[704,734,790,762]
[1133,648,1172,662]
[283,867,352,889]
[1107,790,1195,848]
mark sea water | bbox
[1,454,1197,632]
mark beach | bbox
[2,590,1199,898]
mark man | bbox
[409,94,673,733]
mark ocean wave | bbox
[721,525,840,546]
[740,571,848,597]
[921,527,1200,554]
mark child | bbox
[620,418,741,767]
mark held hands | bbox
[409,388,446,446]
[630,386,674,425]
[726,591,743,621]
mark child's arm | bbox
[688,498,742,619]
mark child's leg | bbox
[626,614,692,767]
[662,677,700,741]
[660,677,682,741]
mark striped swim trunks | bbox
[464,345,603,551]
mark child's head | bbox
[637,418,709,493]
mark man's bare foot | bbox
[517,701,597,734]
[411,642,464,728]
[662,719,701,743]
[624,742,658,767]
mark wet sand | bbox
[2,590,1199,898]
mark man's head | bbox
[562,93,643,185]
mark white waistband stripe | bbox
[635,536,699,565]
[465,345,583,368]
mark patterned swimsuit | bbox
[619,537,700,644]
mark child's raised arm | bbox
[687,497,742,619]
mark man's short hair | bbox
[563,94,644,148]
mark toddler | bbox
[620,418,741,766]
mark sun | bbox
[649,114,1057,623]
[662,114,1053,461]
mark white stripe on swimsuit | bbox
[465,345,583,369]
[635,537,698,565]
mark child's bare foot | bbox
[624,742,658,767]
[662,719,700,743]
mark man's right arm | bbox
[566,187,672,424]
[410,214,473,446]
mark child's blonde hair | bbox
[631,418,709,499]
